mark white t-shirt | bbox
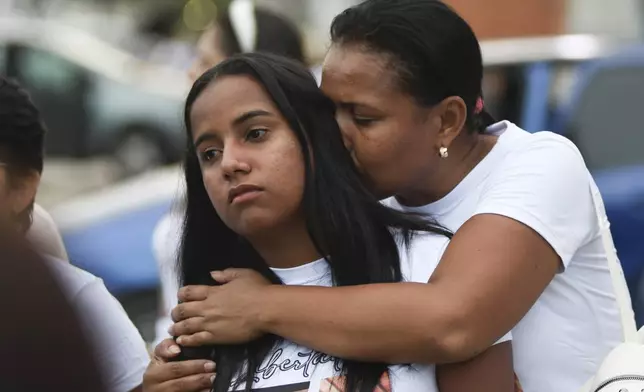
[152,211,182,346]
[230,233,510,391]
[46,258,150,392]
[385,121,624,392]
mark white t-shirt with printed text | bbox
[228,234,510,391]
[385,121,624,392]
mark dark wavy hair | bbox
[330,0,495,133]
[179,52,451,392]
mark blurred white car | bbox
[0,16,191,175]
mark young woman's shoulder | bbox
[400,232,451,283]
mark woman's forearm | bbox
[254,282,490,364]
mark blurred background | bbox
[3,0,644,343]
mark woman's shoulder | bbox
[478,123,597,268]
[500,123,587,170]
[486,124,592,197]
[45,257,102,299]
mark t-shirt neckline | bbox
[394,121,515,216]
[270,258,330,285]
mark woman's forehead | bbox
[322,45,394,84]
[321,46,400,105]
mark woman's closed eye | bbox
[352,115,378,127]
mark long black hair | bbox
[330,0,495,133]
[180,52,451,392]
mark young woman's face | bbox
[320,45,444,199]
[187,25,228,82]
[189,75,306,238]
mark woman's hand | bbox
[169,268,272,346]
[142,339,215,392]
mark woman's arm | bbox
[436,341,516,392]
[172,138,591,365]
[252,139,590,364]
[254,213,560,364]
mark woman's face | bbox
[189,75,306,238]
[320,45,444,199]
[188,25,228,82]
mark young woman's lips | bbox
[228,184,263,205]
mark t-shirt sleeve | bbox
[74,280,150,392]
[403,234,513,345]
[474,135,595,269]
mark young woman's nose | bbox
[220,148,251,179]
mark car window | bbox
[565,65,644,171]
[15,46,83,92]
[6,45,91,157]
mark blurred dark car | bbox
[0,16,189,175]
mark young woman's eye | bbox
[246,128,268,141]
[200,148,221,162]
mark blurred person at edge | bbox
[27,203,70,262]
[154,1,626,391]
[0,230,107,392]
[0,75,150,392]
[186,0,306,82]
[151,0,307,346]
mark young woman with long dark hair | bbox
[152,0,308,345]
[143,53,515,392]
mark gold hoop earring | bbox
[439,147,449,159]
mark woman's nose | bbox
[220,150,251,179]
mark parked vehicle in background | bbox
[0,16,190,176]
[49,35,644,341]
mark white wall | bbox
[566,0,643,38]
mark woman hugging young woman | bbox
[148,1,624,391]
